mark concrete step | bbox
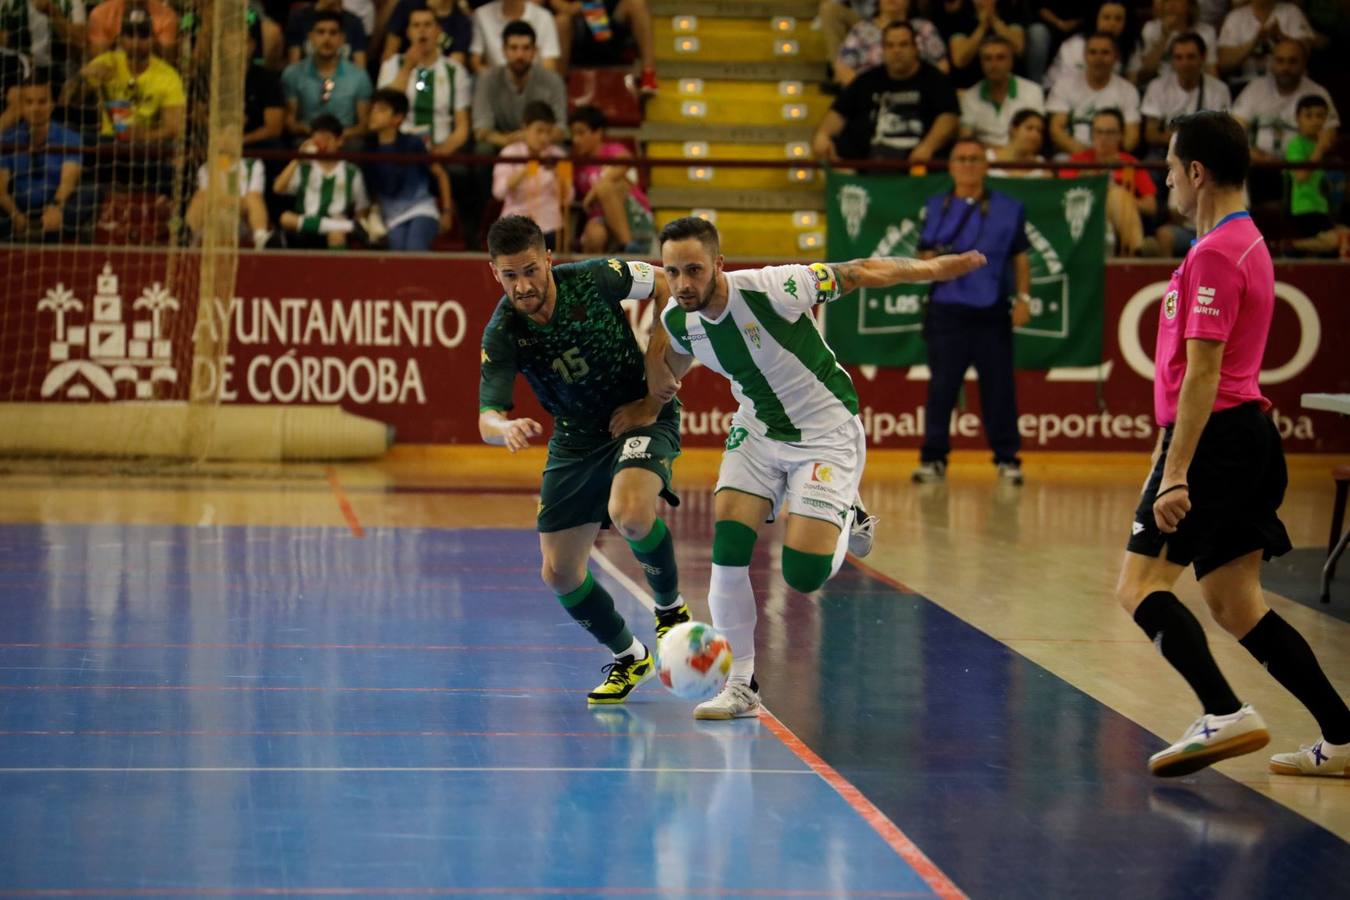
[639,122,816,143]
[655,16,826,64]
[655,209,826,259]
[644,89,831,127]
[651,0,819,19]
[648,186,824,211]
[656,59,826,83]
[647,140,818,191]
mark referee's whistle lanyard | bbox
[931,191,990,254]
[924,191,994,330]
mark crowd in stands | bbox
[814,0,1347,256]
[0,0,655,250]
[0,0,1346,256]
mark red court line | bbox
[759,710,967,900]
[846,556,918,594]
[324,466,365,538]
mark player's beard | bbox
[677,278,716,313]
[510,279,551,318]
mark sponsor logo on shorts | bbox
[1132,520,1145,535]
[811,462,834,483]
[725,427,749,451]
[481,348,490,363]
[620,435,653,461]
[1163,289,1178,319]
[801,496,836,511]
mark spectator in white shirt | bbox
[470,0,560,72]
[1129,0,1217,83]
[1141,32,1231,156]
[1043,1,1130,93]
[1231,37,1338,160]
[1047,32,1141,155]
[959,34,1043,147]
[1217,0,1316,86]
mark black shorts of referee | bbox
[1128,402,1293,579]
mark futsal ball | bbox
[657,621,733,701]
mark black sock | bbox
[1133,591,1242,716]
[1239,611,1350,744]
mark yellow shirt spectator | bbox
[84,50,186,139]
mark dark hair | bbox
[568,104,606,131]
[1296,94,1329,115]
[1091,107,1125,132]
[372,88,409,117]
[1171,110,1249,188]
[502,20,537,46]
[407,7,439,25]
[881,20,915,42]
[22,66,53,90]
[1170,30,1206,57]
[1085,31,1119,53]
[659,215,721,256]
[979,34,1015,54]
[951,136,987,155]
[487,214,546,257]
[310,10,345,31]
[522,100,556,126]
[310,114,344,137]
[1010,108,1044,130]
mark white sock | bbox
[654,593,683,610]
[318,217,353,235]
[252,228,271,248]
[710,563,756,684]
[615,636,646,661]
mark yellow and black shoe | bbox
[653,600,691,642]
[586,650,655,705]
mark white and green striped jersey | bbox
[661,263,857,443]
[196,158,266,197]
[377,53,470,145]
[279,161,369,218]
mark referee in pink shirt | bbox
[1114,110,1350,779]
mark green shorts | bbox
[538,401,681,533]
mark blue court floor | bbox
[0,519,1346,897]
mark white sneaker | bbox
[911,461,946,483]
[848,502,878,557]
[996,462,1024,486]
[693,679,761,720]
[1269,738,1350,777]
[1149,704,1270,777]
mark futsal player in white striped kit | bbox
[654,216,986,719]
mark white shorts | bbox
[715,416,866,526]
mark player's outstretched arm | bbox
[831,251,987,294]
[478,409,543,453]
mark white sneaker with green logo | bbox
[1148,704,1269,777]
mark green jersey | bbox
[479,257,659,442]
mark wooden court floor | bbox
[0,447,1346,894]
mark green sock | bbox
[558,572,634,654]
[627,517,680,607]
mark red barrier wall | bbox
[2,250,1346,451]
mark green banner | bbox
[823,171,1108,368]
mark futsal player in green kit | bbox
[478,215,689,703]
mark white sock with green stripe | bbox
[300,216,353,235]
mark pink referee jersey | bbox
[1153,211,1274,426]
